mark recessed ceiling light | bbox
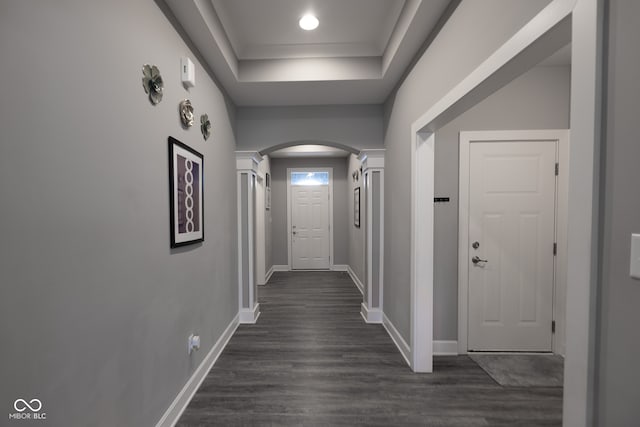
[299,14,319,31]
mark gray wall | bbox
[382,0,554,341]
[433,65,570,340]
[596,0,640,424]
[0,1,238,426]
[270,157,349,266]
[236,105,385,152]
[347,154,365,284]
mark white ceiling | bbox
[212,0,405,60]
[163,0,451,106]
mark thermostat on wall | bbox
[181,57,195,88]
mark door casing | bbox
[408,2,601,423]
[458,130,569,355]
[286,168,334,269]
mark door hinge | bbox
[553,242,557,255]
[552,320,556,334]
[555,163,559,176]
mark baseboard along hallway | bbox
[177,271,562,426]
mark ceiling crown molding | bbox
[235,151,262,172]
[162,0,452,105]
[358,149,385,171]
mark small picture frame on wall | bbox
[169,136,204,247]
[354,187,361,228]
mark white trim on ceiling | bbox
[212,0,406,61]
[269,145,350,159]
[161,0,451,105]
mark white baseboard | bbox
[434,340,458,356]
[382,313,411,368]
[155,314,239,427]
[360,303,383,324]
[239,303,260,324]
[262,266,274,285]
[346,266,364,295]
[272,265,289,272]
[330,264,349,271]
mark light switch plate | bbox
[631,234,640,280]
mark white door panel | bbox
[291,185,329,269]
[468,140,556,351]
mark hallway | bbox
[178,272,562,426]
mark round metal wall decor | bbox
[142,64,164,105]
[200,114,211,140]
[179,99,194,128]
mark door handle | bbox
[292,231,297,235]
[472,256,488,265]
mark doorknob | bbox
[472,256,488,265]
[292,231,297,235]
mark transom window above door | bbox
[290,171,329,186]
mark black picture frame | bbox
[169,136,204,247]
[354,187,361,228]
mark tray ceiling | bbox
[213,0,405,60]
[164,0,452,105]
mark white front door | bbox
[291,185,330,269]
[467,140,556,351]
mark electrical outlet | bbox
[188,334,201,354]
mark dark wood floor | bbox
[178,271,562,426]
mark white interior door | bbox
[291,185,330,269]
[467,140,556,351]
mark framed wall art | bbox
[354,187,360,228]
[168,136,204,247]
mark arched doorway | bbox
[236,142,385,327]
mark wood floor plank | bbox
[177,271,562,426]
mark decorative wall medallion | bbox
[200,114,211,140]
[142,64,164,105]
[179,99,194,128]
